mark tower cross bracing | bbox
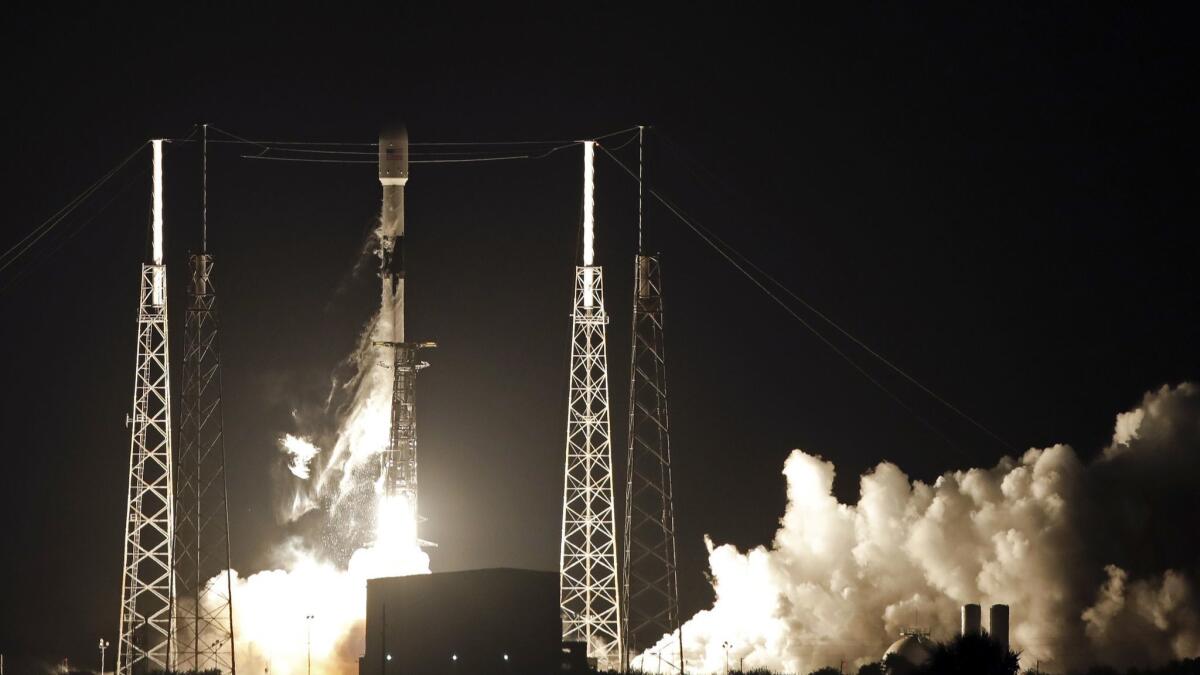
[174,252,236,674]
[560,141,623,670]
[118,140,176,675]
[622,254,683,672]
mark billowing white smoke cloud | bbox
[636,383,1200,674]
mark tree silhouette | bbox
[913,633,1018,675]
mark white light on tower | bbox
[582,141,595,308]
[559,137,622,669]
[151,140,165,305]
[117,139,175,675]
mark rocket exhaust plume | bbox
[633,383,1200,674]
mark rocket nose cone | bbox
[379,124,409,182]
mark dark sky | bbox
[3,5,1197,670]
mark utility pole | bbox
[99,639,109,674]
[306,615,314,675]
[559,141,622,670]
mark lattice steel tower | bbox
[118,140,176,675]
[622,130,683,672]
[560,141,623,670]
[174,127,236,674]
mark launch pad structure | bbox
[117,140,176,675]
[117,132,237,675]
[559,141,624,670]
[622,254,683,671]
[104,124,690,675]
[621,128,683,672]
[174,126,236,674]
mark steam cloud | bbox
[636,383,1200,674]
[207,269,1199,675]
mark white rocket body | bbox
[379,128,409,344]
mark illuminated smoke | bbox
[635,383,1200,674]
[281,434,319,480]
[191,300,429,674]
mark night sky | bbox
[2,5,1197,670]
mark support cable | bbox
[597,143,1014,457]
[2,127,198,287]
[653,132,1015,452]
[236,142,579,165]
[1,141,150,272]
[0,164,147,297]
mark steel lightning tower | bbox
[560,141,623,670]
[376,126,434,539]
[621,131,683,673]
[174,127,236,674]
[118,140,176,675]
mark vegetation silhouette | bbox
[618,653,1200,675]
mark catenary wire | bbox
[597,142,1005,459]
[0,140,151,274]
[1,125,200,292]
[0,165,148,296]
[654,131,1016,452]
[238,141,579,165]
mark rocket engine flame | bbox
[634,383,1200,674]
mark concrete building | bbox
[360,568,584,675]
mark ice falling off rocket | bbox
[376,125,435,546]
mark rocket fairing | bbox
[378,126,409,185]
